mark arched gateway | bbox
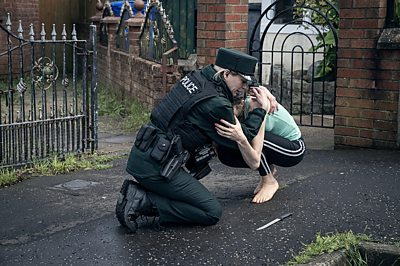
[249,0,339,128]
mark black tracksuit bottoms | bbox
[217,132,306,176]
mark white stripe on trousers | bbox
[259,139,305,175]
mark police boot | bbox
[115,179,158,233]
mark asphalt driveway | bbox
[1,148,399,265]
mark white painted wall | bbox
[259,0,324,84]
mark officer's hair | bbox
[213,65,229,80]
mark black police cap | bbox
[215,47,258,76]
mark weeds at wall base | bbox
[0,152,122,188]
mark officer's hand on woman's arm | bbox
[215,89,269,170]
[215,116,247,144]
[215,115,265,170]
[188,96,266,149]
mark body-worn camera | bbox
[185,145,216,180]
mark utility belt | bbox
[134,124,215,181]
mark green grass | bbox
[0,153,121,188]
[98,84,150,132]
[287,231,371,265]
[0,169,18,187]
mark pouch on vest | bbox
[150,136,171,162]
[134,124,158,152]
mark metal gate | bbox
[0,13,98,168]
[159,0,197,59]
[249,0,338,128]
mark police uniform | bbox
[117,48,266,230]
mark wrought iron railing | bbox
[0,13,98,168]
[139,0,178,65]
[116,3,132,52]
[159,0,197,59]
[99,2,113,46]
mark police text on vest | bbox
[180,76,199,94]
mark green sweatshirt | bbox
[245,100,301,141]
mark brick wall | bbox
[1,0,40,30]
[92,1,250,110]
[197,0,249,66]
[336,0,400,149]
[92,16,180,110]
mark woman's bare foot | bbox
[253,165,277,194]
[252,173,279,203]
[253,177,263,194]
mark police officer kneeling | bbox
[116,47,269,233]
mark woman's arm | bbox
[188,97,266,150]
[215,88,271,170]
[215,116,265,170]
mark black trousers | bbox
[127,145,222,225]
[217,132,306,176]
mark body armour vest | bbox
[151,69,220,153]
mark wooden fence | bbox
[39,0,97,39]
[38,0,97,71]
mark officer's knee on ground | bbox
[203,201,223,225]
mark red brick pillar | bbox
[197,0,249,66]
[336,0,400,149]
[128,17,145,56]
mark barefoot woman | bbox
[215,88,306,203]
